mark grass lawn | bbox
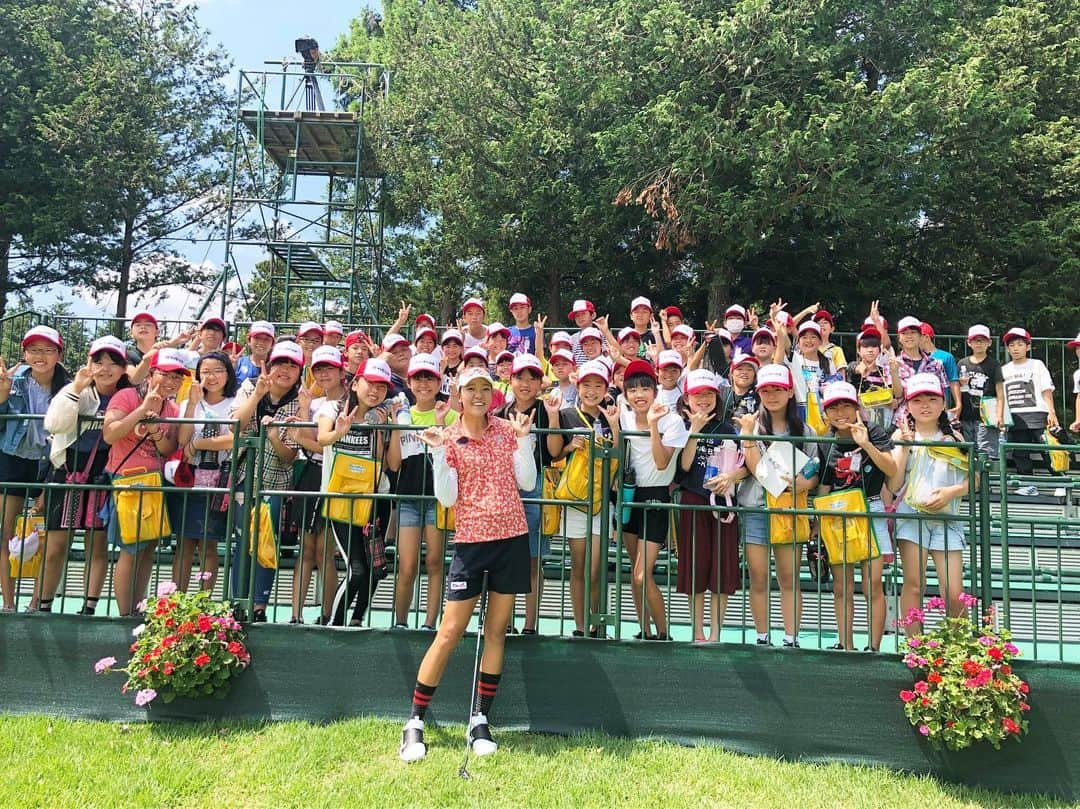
[0,715,1069,809]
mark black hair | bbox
[760,397,808,437]
[89,351,133,391]
[47,363,71,397]
[196,351,239,398]
[905,403,964,443]
[624,373,657,390]
[858,335,882,349]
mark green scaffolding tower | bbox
[213,54,389,326]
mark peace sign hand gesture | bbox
[510,409,534,438]
[142,383,164,416]
[334,406,360,439]
[0,357,15,397]
[73,359,95,394]
[850,411,871,449]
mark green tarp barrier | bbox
[2,614,1077,798]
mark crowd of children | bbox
[0,297,1077,656]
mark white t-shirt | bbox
[181,396,236,467]
[1072,368,1079,395]
[1001,359,1054,414]
[657,385,682,409]
[619,407,689,487]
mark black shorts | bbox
[0,452,45,501]
[622,485,671,545]
[447,533,530,600]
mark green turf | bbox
[0,715,1071,808]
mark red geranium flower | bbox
[899,690,916,703]
[178,621,195,635]
[987,647,1003,661]
[227,641,244,655]
[197,615,213,633]
[1019,682,1030,694]
[921,698,932,707]
[1002,717,1020,734]
[962,660,982,676]
[927,672,943,684]
[164,662,175,676]
[1000,664,1012,675]
[194,653,211,667]
[933,657,945,667]
[165,617,176,628]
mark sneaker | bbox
[521,628,538,636]
[399,717,427,762]
[862,646,879,653]
[288,617,303,625]
[571,629,585,638]
[467,714,498,756]
[827,643,846,651]
[782,638,801,648]
[391,623,408,630]
[1015,485,1039,496]
[420,624,437,633]
[252,609,267,623]
[755,637,773,646]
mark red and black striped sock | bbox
[474,671,501,716]
[411,681,436,720]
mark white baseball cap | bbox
[323,320,344,335]
[822,381,860,409]
[568,299,595,318]
[751,327,776,344]
[617,326,640,343]
[88,335,127,363]
[671,324,695,340]
[897,316,923,333]
[756,363,793,391]
[658,349,684,369]
[1002,327,1031,345]
[151,348,192,375]
[684,369,720,395]
[966,324,992,343]
[21,325,63,351]
[630,296,652,312]
[440,328,464,345]
[414,326,438,344]
[724,304,747,319]
[730,351,760,369]
[508,293,531,308]
[579,327,603,343]
[360,357,393,384]
[298,321,324,337]
[550,349,575,366]
[268,341,304,367]
[462,297,485,314]
[486,321,511,338]
[248,321,276,339]
[407,353,441,378]
[905,373,944,400]
[382,333,410,352]
[576,359,610,385]
[310,346,343,368]
[463,346,488,363]
[511,354,543,375]
[797,320,822,337]
[457,366,493,389]
[550,330,573,348]
[714,328,733,343]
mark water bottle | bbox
[705,446,722,482]
[621,464,636,524]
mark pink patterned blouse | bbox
[443,416,527,544]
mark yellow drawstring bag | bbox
[813,489,880,564]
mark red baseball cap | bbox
[624,359,656,381]
[812,309,834,325]
[919,323,936,339]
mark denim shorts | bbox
[397,498,436,529]
[894,501,967,552]
[742,509,769,546]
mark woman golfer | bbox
[399,366,537,762]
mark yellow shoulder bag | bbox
[8,515,44,579]
[249,499,278,570]
[813,489,880,565]
[1047,431,1070,473]
[542,469,562,535]
[322,449,379,526]
[112,468,172,545]
[765,490,810,544]
[436,502,456,531]
[554,410,618,515]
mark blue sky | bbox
[48,0,374,321]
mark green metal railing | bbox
[3,412,1080,661]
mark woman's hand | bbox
[186,380,203,409]
[434,399,452,426]
[646,402,670,426]
[850,412,871,449]
[735,412,757,436]
[417,426,446,448]
[72,359,95,394]
[542,387,562,417]
[141,384,164,417]
[510,409,534,438]
[253,373,272,401]
[688,407,714,433]
[705,472,735,495]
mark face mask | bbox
[725,318,745,334]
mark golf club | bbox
[458,569,490,780]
